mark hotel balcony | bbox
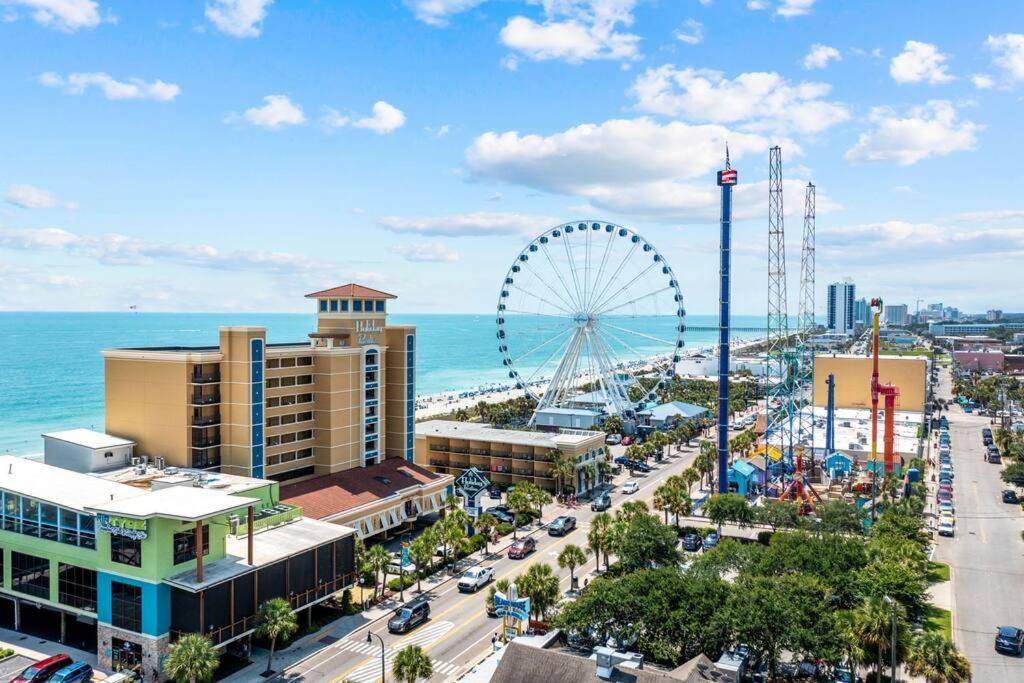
[189,373,221,384]
[190,392,220,406]
[191,413,221,427]
[191,447,221,470]
[192,438,222,449]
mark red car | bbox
[620,436,634,446]
[508,537,536,559]
[11,654,73,683]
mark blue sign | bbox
[494,594,530,622]
[401,546,410,564]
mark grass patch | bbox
[927,561,951,583]
[924,605,952,641]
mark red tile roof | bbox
[305,284,397,300]
[280,458,448,520]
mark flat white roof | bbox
[86,486,258,521]
[41,429,134,450]
[416,420,603,448]
[0,455,141,513]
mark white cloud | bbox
[390,241,461,262]
[803,44,840,70]
[844,100,980,165]
[673,19,703,46]
[954,209,1024,224]
[747,0,816,17]
[500,0,641,65]
[0,0,103,32]
[971,74,995,90]
[405,0,484,27]
[5,184,77,209]
[352,101,406,134]
[630,65,850,135]
[889,40,953,84]
[205,0,273,38]
[38,71,181,102]
[985,33,1024,81]
[320,107,350,129]
[234,94,305,129]
[378,212,558,237]
[820,221,1024,263]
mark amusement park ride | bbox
[869,297,900,476]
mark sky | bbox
[1,0,1022,316]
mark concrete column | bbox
[196,519,204,583]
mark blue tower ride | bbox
[716,151,738,493]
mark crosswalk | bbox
[337,620,460,682]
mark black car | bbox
[388,597,430,633]
[1002,489,1019,504]
[591,493,611,511]
[483,506,515,524]
[548,515,577,536]
[982,427,993,438]
[681,533,703,552]
[995,625,1024,656]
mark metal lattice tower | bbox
[795,182,816,472]
[764,146,792,472]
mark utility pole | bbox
[716,148,738,493]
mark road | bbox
[281,440,707,682]
[933,368,1024,683]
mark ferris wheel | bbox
[496,221,686,423]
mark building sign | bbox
[455,467,490,500]
[356,320,383,345]
[98,515,148,540]
[493,592,531,622]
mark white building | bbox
[827,281,856,336]
[884,304,908,327]
[42,428,136,473]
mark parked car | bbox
[681,533,703,552]
[630,461,652,473]
[484,506,515,524]
[995,625,1024,656]
[1002,489,1019,504]
[591,493,612,511]
[11,654,74,683]
[48,663,92,683]
[613,455,631,465]
[620,436,634,446]
[508,537,536,559]
[548,515,577,536]
[388,556,417,576]
[936,492,953,504]
[388,597,431,633]
[937,521,955,537]
[938,501,955,515]
[939,512,955,527]
[458,566,494,592]
[703,531,720,549]
[621,481,640,494]
[605,434,622,445]
[988,452,1002,464]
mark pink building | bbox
[954,350,1005,372]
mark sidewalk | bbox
[0,625,101,674]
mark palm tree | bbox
[557,544,588,589]
[407,529,437,593]
[439,511,469,572]
[596,457,612,485]
[551,453,575,495]
[486,578,511,616]
[366,544,391,599]
[507,487,533,539]
[392,644,434,683]
[527,483,552,522]
[851,597,907,681]
[476,512,499,555]
[666,485,693,529]
[588,512,613,571]
[906,633,971,683]
[515,563,560,620]
[163,633,219,683]
[697,441,717,489]
[255,597,298,675]
[653,480,674,524]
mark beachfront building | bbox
[101,285,452,540]
[0,454,355,678]
[638,401,709,430]
[415,421,607,495]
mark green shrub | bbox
[0,648,13,659]
[496,522,514,536]
[756,530,774,545]
[468,534,487,552]
[388,575,417,592]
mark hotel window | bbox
[21,498,40,537]
[40,503,59,542]
[3,493,21,533]
[363,299,373,311]
[329,299,339,312]
[111,536,142,568]
[11,551,50,599]
[266,378,280,389]
[172,527,209,565]
[297,429,313,441]
[280,414,295,426]
[298,411,313,422]
[353,300,363,312]
[298,393,313,404]
[319,299,328,312]
[111,582,143,633]
[297,447,313,459]
[297,356,313,366]
[280,376,295,387]
[281,357,296,368]
[58,563,97,612]
[297,375,312,385]
[267,359,280,369]
[267,416,281,427]
[375,301,385,312]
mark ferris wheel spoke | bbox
[599,321,680,348]
[583,226,593,315]
[594,286,673,317]
[587,241,639,316]
[502,308,570,319]
[509,284,574,316]
[539,242,583,311]
[559,232,587,313]
[588,330,642,410]
[511,325,574,365]
[586,229,618,313]
[601,326,659,370]
[586,329,632,413]
[519,259,580,313]
[589,259,661,315]
[523,326,578,385]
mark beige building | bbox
[813,354,927,413]
[415,420,607,494]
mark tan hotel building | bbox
[102,285,451,538]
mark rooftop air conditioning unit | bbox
[155,457,165,470]
[131,456,142,466]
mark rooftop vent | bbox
[374,476,391,486]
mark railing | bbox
[429,444,450,452]
[468,448,489,456]
[450,461,470,468]
[192,439,221,449]
[171,614,257,647]
[190,374,221,384]
[191,394,221,405]
[512,454,534,461]
[429,459,448,467]
[235,505,303,535]
[491,451,513,459]
[290,573,356,610]
[451,447,470,455]
[513,468,533,476]
[192,414,221,427]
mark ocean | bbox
[0,311,767,456]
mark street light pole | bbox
[366,631,385,683]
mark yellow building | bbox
[415,420,607,494]
[813,354,927,413]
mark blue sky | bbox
[1,0,1022,316]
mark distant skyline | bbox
[2,1,1023,315]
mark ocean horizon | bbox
[0,311,768,456]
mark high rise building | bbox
[987,309,1003,321]
[884,304,909,327]
[854,298,870,330]
[826,280,856,335]
[944,307,960,321]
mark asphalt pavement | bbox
[933,369,1024,683]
